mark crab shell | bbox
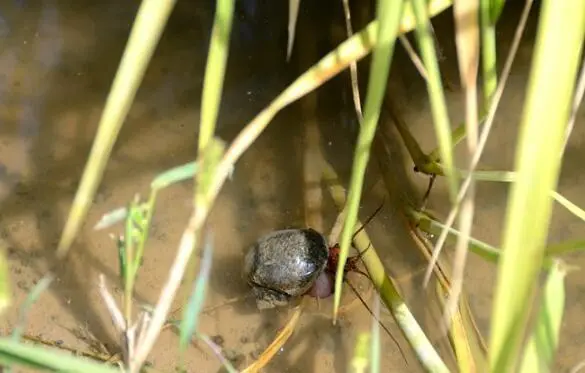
[243,228,329,309]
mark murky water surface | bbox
[1,1,584,372]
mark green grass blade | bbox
[550,191,585,221]
[179,232,214,351]
[519,260,567,373]
[489,1,585,371]
[56,0,178,259]
[411,0,457,203]
[0,338,119,372]
[198,0,234,152]
[333,0,406,323]
[489,0,506,23]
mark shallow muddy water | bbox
[1,1,584,372]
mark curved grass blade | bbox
[0,338,119,373]
[333,0,405,325]
[56,0,178,259]
[489,1,585,370]
[198,0,234,152]
[519,260,568,373]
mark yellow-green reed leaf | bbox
[56,0,177,259]
[0,248,10,315]
[333,0,405,323]
[428,120,473,162]
[180,233,213,352]
[195,138,226,205]
[480,0,498,107]
[151,161,198,190]
[489,0,506,24]
[0,338,119,373]
[287,0,300,61]
[519,261,568,373]
[551,191,585,222]
[351,333,371,373]
[198,0,234,152]
[411,0,457,203]
[11,275,54,344]
[489,1,585,371]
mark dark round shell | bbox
[243,228,329,308]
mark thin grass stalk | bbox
[333,0,406,323]
[56,0,177,258]
[198,0,234,152]
[489,1,585,370]
[480,0,499,108]
[411,0,457,203]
